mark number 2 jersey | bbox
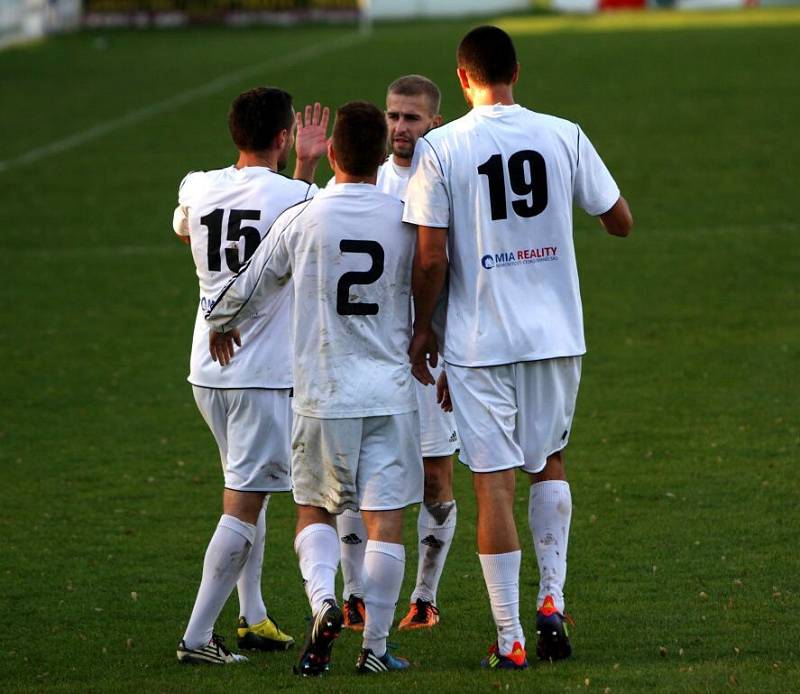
[205,183,417,419]
[172,166,315,388]
[403,104,620,367]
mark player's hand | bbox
[295,102,330,162]
[409,326,438,386]
[209,328,241,366]
[436,370,452,412]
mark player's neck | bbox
[391,154,411,169]
[235,150,279,171]
[334,170,378,185]
[469,83,515,108]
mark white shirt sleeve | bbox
[403,137,450,228]
[204,207,297,333]
[573,125,620,216]
[172,205,189,236]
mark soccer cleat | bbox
[356,647,410,673]
[293,599,343,677]
[237,614,295,651]
[397,598,440,630]
[480,641,528,670]
[343,594,366,631]
[177,634,248,665]
[536,595,572,661]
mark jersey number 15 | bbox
[201,208,261,272]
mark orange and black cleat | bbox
[536,594,573,661]
[343,594,366,631]
[397,599,440,630]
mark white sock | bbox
[479,551,524,655]
[529,481,571,613]
[410,500,457,605]
[336,509,367,600]
[294,523,339,616]
[236,497,269,625]
[183,514,256,649]
[363,540,405,657]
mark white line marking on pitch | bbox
[0,31,365,175]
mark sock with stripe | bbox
[410,500,457,604]
[336,509,367,600]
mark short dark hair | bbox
[457,25,517,86]
[332,101,387,177]
[387,74,442,114]
[228,87,293,152]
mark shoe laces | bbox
[414,598,439,620]
[211,633,232,655]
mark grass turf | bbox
[1,11,798,693]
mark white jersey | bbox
[206,183,417,419]
[403,104,620,367]
[325,157,410,199]
[172,165,316,389]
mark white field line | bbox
[0,31,365,175]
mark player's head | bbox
[385,75,443,164]
[228,87,295,170]
[456,26,519,104]
[329,101,387,178]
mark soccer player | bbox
[206,101,421,676]
[404,26,633,669]
[330,75,460,633]
[172,87,329,665]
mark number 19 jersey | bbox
[173,166,315,388]
[403,104,620,367]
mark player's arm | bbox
[598,196,633,237]
[293,102,330,183]
[410,225,448,385]
[205,217,294,365]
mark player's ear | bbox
[511,63,520,85]
[326,138,336,168]
[431,114,443,128]
[456,67,470,90]
[274,128,288,151]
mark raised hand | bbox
[295,102,330,164]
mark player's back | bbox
[283,183,416,419]
[179,166,314,388]
[406,105,619,367]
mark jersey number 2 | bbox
[201,208,261,272]
[477,150,548,221]
[336,240,385,316]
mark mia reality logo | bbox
[481,246,558,269]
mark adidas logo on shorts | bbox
[449,431,457,443]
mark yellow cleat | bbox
[237,615,295,651]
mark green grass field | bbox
[1,10,799,693]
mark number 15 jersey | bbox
[403,104,620,367]
[206,183,417,419]
[173,166,315,388]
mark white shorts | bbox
[416,361,459,458]
[447,357,581,474]
[291,412,423,513]
[192,386,292,493]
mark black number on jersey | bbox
[336,240,385,316]
[200,208,261,272]
[477,150,548,221]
